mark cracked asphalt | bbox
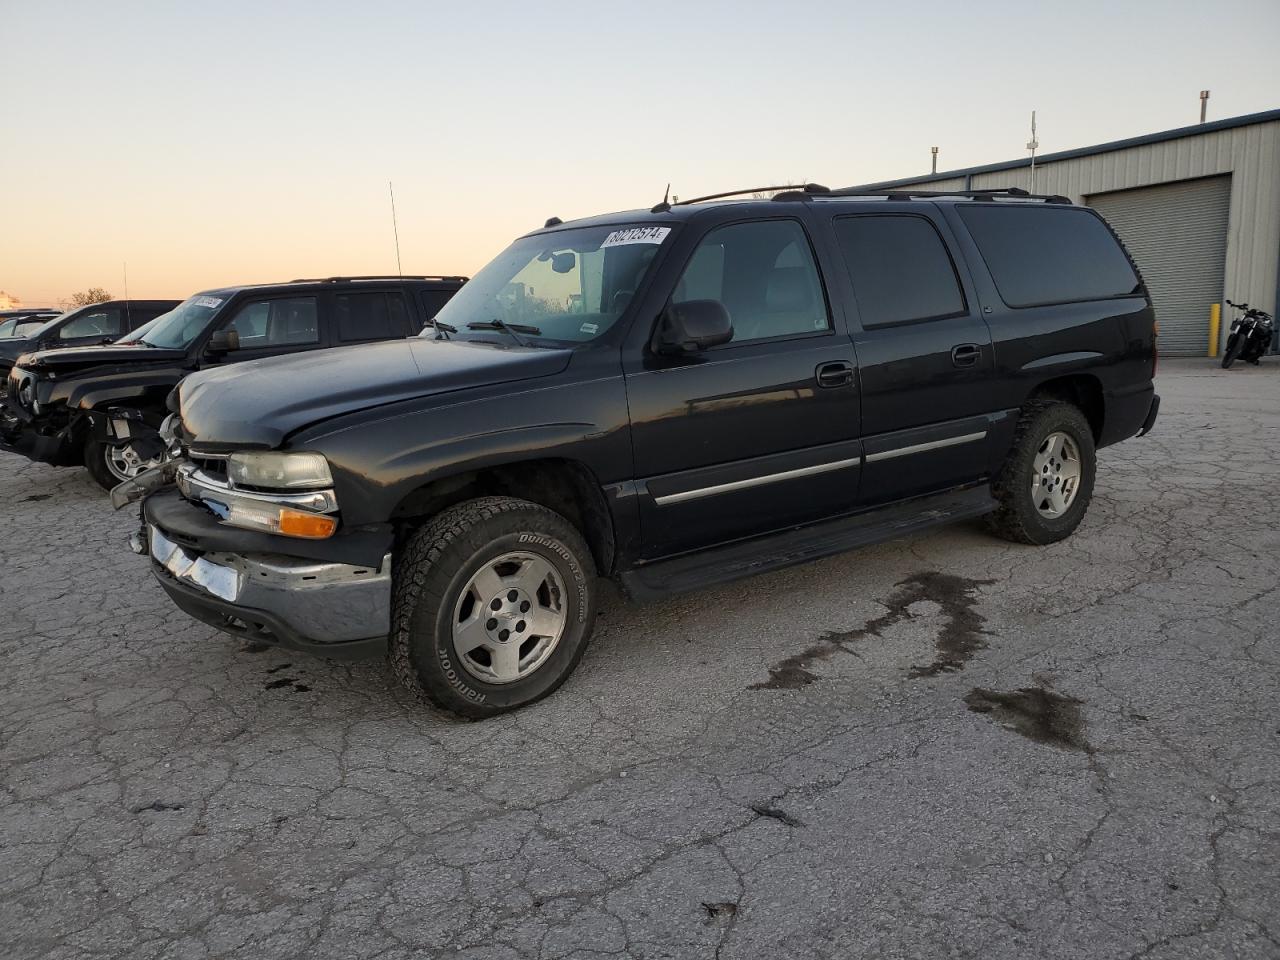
[2,358,1278,960]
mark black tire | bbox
[1222,334,1242,369]
[390,496,598,718]
[83,436,123,492]
[985,400,1097,546]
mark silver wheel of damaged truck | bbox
[451,551,568,684]
[390,496,598,718]
[104,441,161,482]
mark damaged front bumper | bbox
[0,398,82,466]
[137,486,393,658]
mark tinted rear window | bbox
[832,215,966,327]
[958,205,1140,307]
[336,292,407,342]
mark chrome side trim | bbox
[864,431,987,464]
[653,456,861,506]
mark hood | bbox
[16,343,187,375]
[0,337,36,365]
[180,337,573,448]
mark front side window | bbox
[225,297,319,348]
[672,219,829,344]
[58,306,124,340]
[833,215,966,328]
[429,224,672,345]
[958,204,1141,307]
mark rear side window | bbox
[833,216,966,328]
[336,292,408,342]
[957,205,1140,307]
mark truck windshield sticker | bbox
[579,322,599,335]
[195,296,223,309]
[601,226,671,248]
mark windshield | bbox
[138,294,224,349]
[117,316,161,344]
[16,314,68,339]
[428,223,673,345]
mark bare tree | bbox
[69,287,112,306]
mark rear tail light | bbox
[1152,319,1159,377]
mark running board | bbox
[620,485,997,600]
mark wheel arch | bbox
[390,457,617,576]
[1028,373,1104,443]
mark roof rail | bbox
[288,275,469,284]
[674,183,831,206]
[819,186,1074,205]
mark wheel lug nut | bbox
[490,598,502,611]
[499,629,509,641]
[507,590,519,602]
[486,619,497,631]
[516,620,526,632]
[520,601,530,612]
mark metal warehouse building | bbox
[855,108,1280,356]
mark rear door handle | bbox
[816,361,854,388]
[951,343,981,367]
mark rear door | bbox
[821,207,999,504]
[624,215,862,558]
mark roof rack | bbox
[818,186,1074,205]
[288,275,468,284]
[674,183,831,206]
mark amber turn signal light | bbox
[277,509,338,539]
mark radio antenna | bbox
[388,180,403,277]
[122,261,132,326]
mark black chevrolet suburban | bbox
[0,300,180,379]
[2,276,465,490]
[127,186,1159,717]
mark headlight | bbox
[227,451,333,490]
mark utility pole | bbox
[1026,111,1039,193]
[931,146,938,174]
[1200,90,1210,124]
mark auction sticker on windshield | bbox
[601,227,671,247]
[195,297,223,309]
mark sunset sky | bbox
[3,0,1278,304]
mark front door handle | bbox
[951,343,981,367]
[816,361,854,388]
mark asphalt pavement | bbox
[2,358,1277,959]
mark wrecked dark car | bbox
[129,185,1159,718]
[0,300,179,380]
[1,276,465,490]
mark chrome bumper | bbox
[149,525,391,646]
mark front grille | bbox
[190,456,229,482]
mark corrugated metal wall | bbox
[1089,177,1231,355]
[872,119,1280,351]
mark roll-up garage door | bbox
[1087,176,1230,356]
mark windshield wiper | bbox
[466,318,541,346]
[431,318,457,340]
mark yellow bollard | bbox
[1208,303,1221,357]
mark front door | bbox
[624,217,862,559]
[199,294,327,367]
[823,211,999,505]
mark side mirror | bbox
[206,329,240,354]
[655,300,733,355]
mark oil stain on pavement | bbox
[752,571,994,690]
[963,686,1091,751]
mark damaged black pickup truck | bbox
[1,276,465,490]
[125,185,1160,718]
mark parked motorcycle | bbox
[1221,299,1274,369]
